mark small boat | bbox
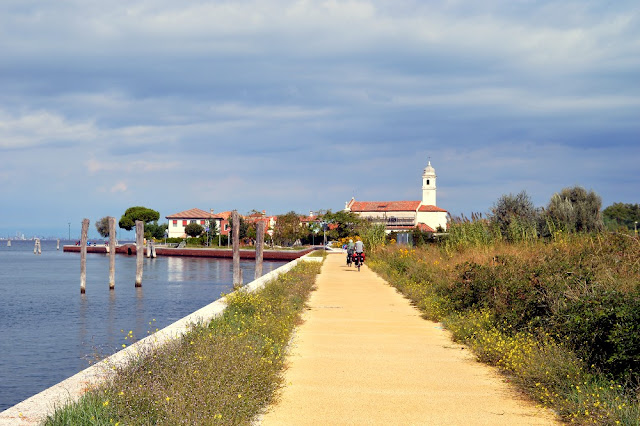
[6,240,10,247]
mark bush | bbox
[544,186,604,234]
[489,191,538,241]
[368,233,640,424]
[184,223,204,238]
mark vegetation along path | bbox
[260,252,559,425]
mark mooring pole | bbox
[255,221,265,280]
[80,218,89,294]
[56,239,60,250]
[135,220,144,287]
[108,217,116,290]
[232,210,241,286]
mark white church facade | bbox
[344,161,448,233]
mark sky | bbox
[1,0,638,239]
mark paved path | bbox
[260,253,559,425]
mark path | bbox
[260,252,559,425]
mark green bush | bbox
[368,233,640,424]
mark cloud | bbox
[0,0,638,237]
[86,158,182,174]
[0,109,96,150]
[110,181,128,193]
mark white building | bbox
[344,160,448,233]
[165,208,219,239]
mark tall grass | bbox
[44,261,321,425]
[369,232,640,425]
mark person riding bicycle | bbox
[346,239,355,265]
[354,239,365,264]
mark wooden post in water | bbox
[56,239,60,250]
[80,218,89,294]
[232,210,241,286]
[108,217,116,290]
[255,221,265,279]
[146,239,157,258]
[135,220,144,287]
[34,239,41,255]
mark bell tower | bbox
[422,160,436,206]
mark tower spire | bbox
[422,159,436,206]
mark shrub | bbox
[368,233,640,424]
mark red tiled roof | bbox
[417,223,436,232]
[215,211,232,220]
[349,200,421,212]
[166,208,216,219]
[418,205,448,213]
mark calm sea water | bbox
[0,240,286,411]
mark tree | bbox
[227,214,248,240]
[118,206,160,231]
[185,223,205,238]
[321,210,365,240]
[95,217,110,238]
[603,203,640,231]
[489,191,538,241]
[273,211,304,246]
[145,222,168,239]
[545,186,603,233]
[118,206,166,239]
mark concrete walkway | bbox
[260,253,559,425]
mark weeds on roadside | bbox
[369,234,640,425]
[44,261,321,425]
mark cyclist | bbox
[346,239,355,266]
[354,239,365,265]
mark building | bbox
[344,160,448,233]
[165,208,221,239]
[244,210,277,238]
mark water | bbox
[0,240,287,411]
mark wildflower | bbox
[103,400,109,407]
[166,396,171,401]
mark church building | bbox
[344,160,448,233]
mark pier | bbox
[62,244,315,261]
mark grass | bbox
[43,260,322,425]
[368,233,640,425]
[306,250,328,258]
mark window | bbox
[224,224,229,231]
[190,220,196,224]
[426,179,430,185]
[172,220,177,227]
[200,220,205,225]
[182,220,187,226]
